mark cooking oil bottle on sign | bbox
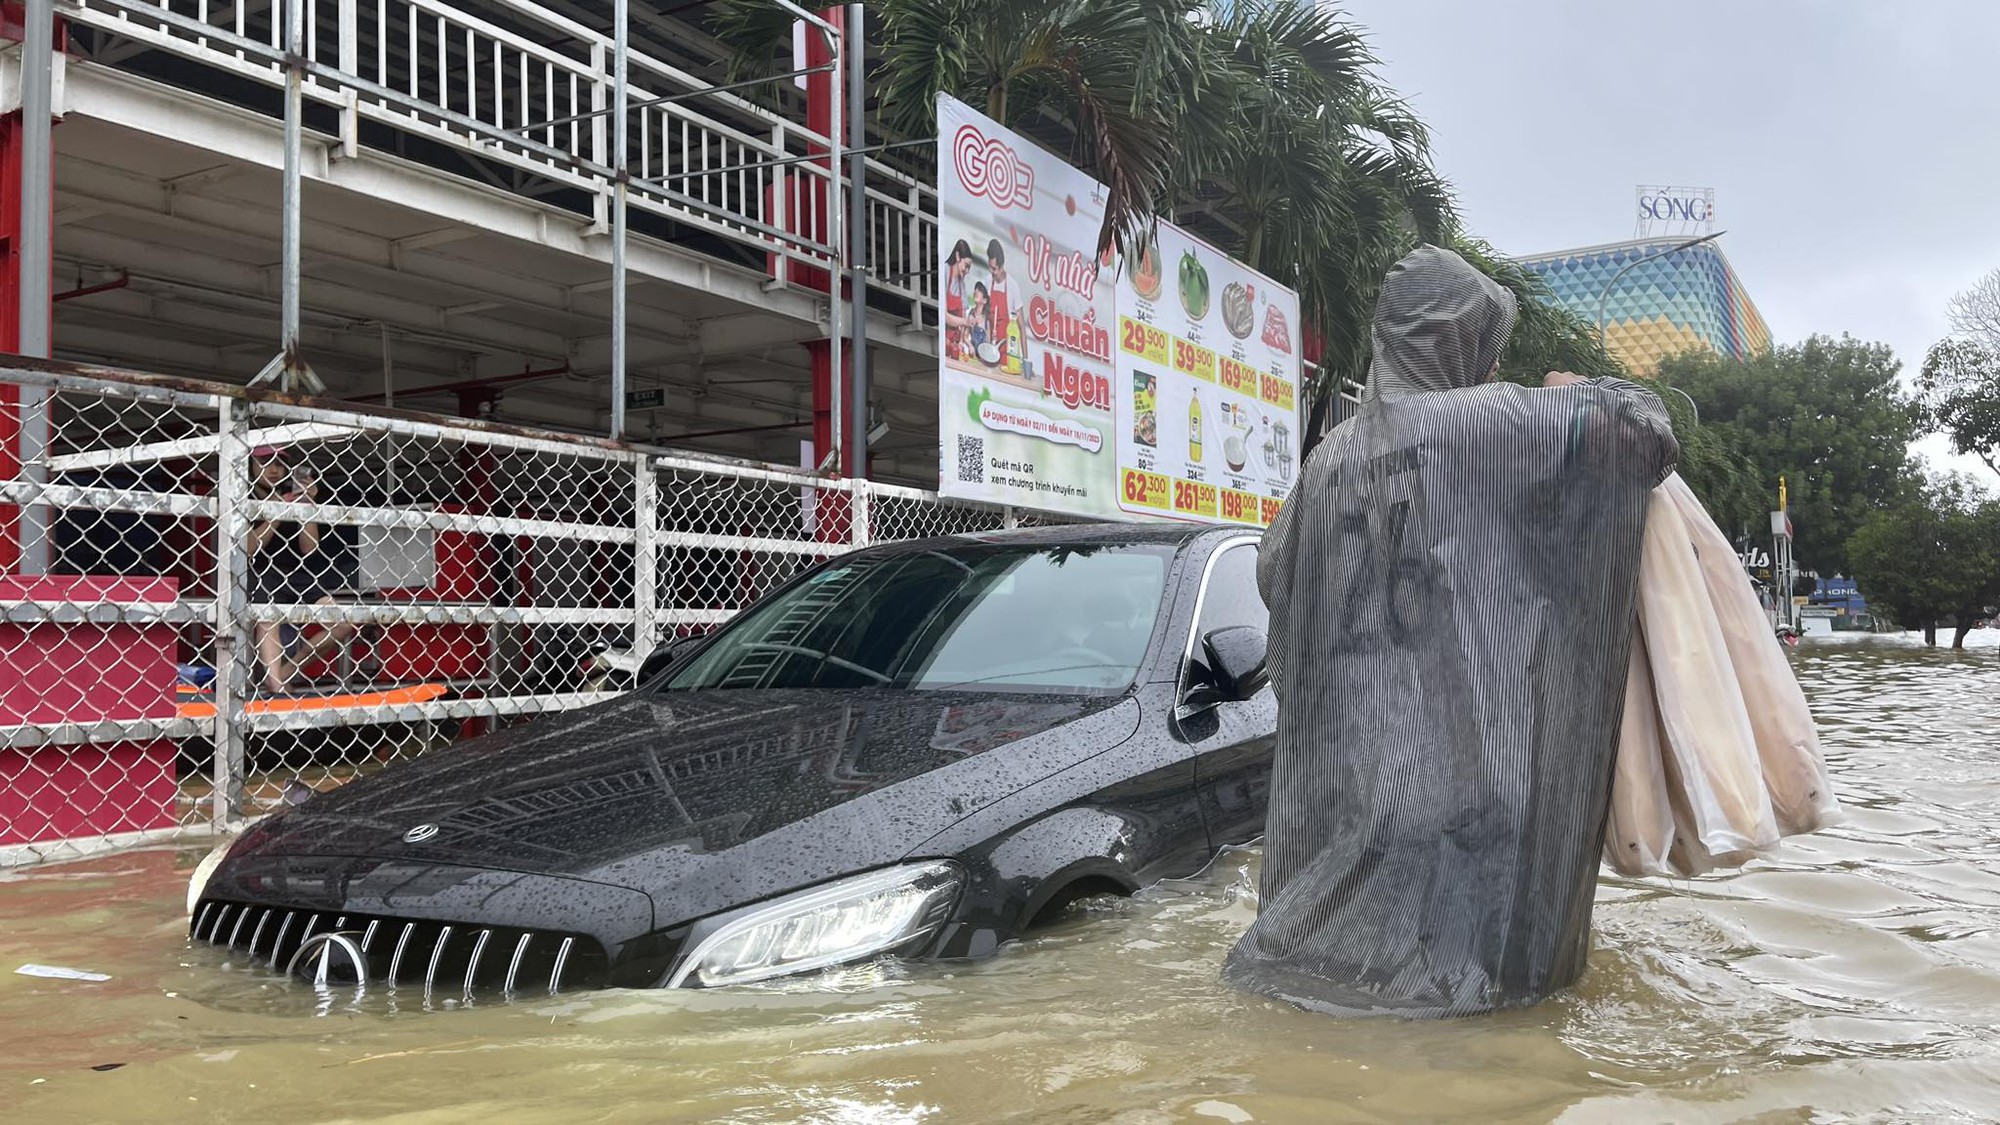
[1188,391,1204,464]
[1001,313,1024,377]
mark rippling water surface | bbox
[6,638,2000,1124]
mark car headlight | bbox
[185,836,240,917]
[668,861,963,988]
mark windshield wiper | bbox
[736,642,892,684]
[918,549,977,575]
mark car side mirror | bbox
[1204,626,1269,701]
[1177,626,1269,719]
[637,634,704,686]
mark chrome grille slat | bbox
[268,911,296,970]
[464,929,492,997]
[388,922,416,987]
[204,903,234,943]
[503,933,532,993]
[550,936,574,995]
[247,909,272,958]
[424,925,455,994]
[192,901,610,996]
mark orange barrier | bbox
[176,682,448,720]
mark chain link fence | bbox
[0,360,1058,866]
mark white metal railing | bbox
[0,358,1046,866]
[60,0,936,318]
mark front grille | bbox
[190,899,610,996]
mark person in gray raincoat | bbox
[1223,245,1678,1018]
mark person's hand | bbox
[1543,371,1587,388]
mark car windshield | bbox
[661,543,1172,694]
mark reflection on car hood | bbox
[232,689,1140,923]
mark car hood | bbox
[230,688,1140,925]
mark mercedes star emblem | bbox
[286,931,369,988]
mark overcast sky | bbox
[1342,0,2000,483]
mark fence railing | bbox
[0,359,1050,866]
[60,0,938,323]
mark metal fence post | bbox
[608,0,628,439]
[767,124,788,291]
[280,0,304,389]
[336,0,360,157]
[588,43,608,233]
[211,398,254,827]
[246,0,320,393]
[905,182,922,327]
[631,452,657,665]
[16,0,56,574]
[844,3,867,482]
[849,481,869,549]
[337,0,357,73]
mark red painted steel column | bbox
[0,109,28,573]
[0,4,62,574]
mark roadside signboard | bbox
[935,93,1121,519]
[934,95,1298,527]
[1112,220,1299,526]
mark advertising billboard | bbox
[935,94,1298,526]
[935,93,1122,519]
[1114,221,1299,526]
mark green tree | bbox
[1845,476,2000,648]
[1657,392,1766,543]
[1655,335,1923,575]
[1162,1,1455,407]
[1474,268,1763,529]
[1917,337,2000,477]
[713,0,1619,442]
[715,0,1195,254]
[1468,244,1626,387]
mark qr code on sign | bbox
[956,434,985,483]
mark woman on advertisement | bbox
[944,240,978,362]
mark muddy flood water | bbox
[6,638,2000,1124]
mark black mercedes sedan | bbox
[185,524,1275,996]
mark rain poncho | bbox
[1223,246,1678,1018]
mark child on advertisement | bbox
[969,283,991,353]
[986,239,1012,364]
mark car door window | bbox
[1193,543,1266,644]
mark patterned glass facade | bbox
[1519,239,1771,375]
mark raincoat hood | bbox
[1365,246,1518,399]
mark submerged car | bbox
[186,524,1276,995]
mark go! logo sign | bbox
[953,124,1035,209]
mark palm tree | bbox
[1159,1,1457,443]
[712,0,1618,443]
[714,0,1194,256]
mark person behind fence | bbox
[1223,245,1678,1018]
[247,446,355,693]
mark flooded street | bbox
[7,639,2000,1124]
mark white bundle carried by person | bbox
[1604,472,1842,878]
